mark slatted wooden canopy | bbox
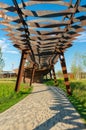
[0,0,86,95]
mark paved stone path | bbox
[0,83,86,130]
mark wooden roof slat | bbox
[28,21,70,29]
[0,2,13,9]
[0,10,19,21]
[22,8,75,18]
[27,18,66,24]
[0,0,86,69]
[19,1,70,7]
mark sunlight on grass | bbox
[44,79,86,124]
[0,78,33,113]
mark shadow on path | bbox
[34,86,86,130]
[31,89,50,94]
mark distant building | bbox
[57,72,86,79]
[13,69,18,75]
[0,71,17,78]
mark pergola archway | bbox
[0,0,86,95]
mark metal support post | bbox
[30,64,36,86]
[50,71,52,80]
[51,65,58,86]
[15,51,27,92]
[59,53,72,95]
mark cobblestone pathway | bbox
[0,83,86,130]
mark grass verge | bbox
[44,79,86,124]
[0,78,33,113]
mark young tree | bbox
[81,53,86,68]
[0,47,5,73]
[70,52,83,79]
[57,70,63,78]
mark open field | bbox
[44,79,86,124]
[0,78,32,113]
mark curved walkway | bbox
[0,83,86,130]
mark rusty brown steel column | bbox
[59,53,72,95]
[46,74,48,80]
[51,65,58,86]
[15,51,27,92]
[30,64,36,86]
[50,71,52,80]
[23,69,26,83]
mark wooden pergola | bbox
[0,0,86,95]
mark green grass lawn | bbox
[44,79,86,124]
[0,78,33,113]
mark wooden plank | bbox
[0,10,19,21]
[29,21,70,28]
[0,2,16,12]
[29,34,62,40]
[27,18,65,24]
[19,1,70,7]
[22,8,75,18]
[29,28,65,35]
[30,39,59,44]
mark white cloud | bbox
[73,31,86,43]
[5,50,19,54]
[0,38,19,55]
[0,38,9,52]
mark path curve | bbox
[0,83,86,130]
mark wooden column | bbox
[50,71,52,80]
[30,64,36,86]
[51,65,58,86]
[46,74,48,80]
[15,51,27,92]
[59,53,72,95]
[23,70,26,83]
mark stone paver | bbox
[0,83,86,130]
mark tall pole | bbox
[46,74,48,80]
[30,64,36,86]
[23,69,26,83]
[15,51,27,92]
[51,64,58,86]
[59,52,72,95]
[50,71,52,80]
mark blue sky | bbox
[55,31,86,72]
[0,0,86,72]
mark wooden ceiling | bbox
[0,0,86,69]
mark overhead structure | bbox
[0,0,86,95]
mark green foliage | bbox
[0,78,33,113]
[44,79,86,123]
[81,54,86,67]
[69,80,86,123]
[56,70,63,78]
[44,79,54,86]
[0,47,5,72]
[44,79,66,93]
[70,52,83,79]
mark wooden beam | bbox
[19,1,70,8]
[15,51,27,92]
[30,64,36,86]
[59,52,72,95]
[22,9,75,18]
